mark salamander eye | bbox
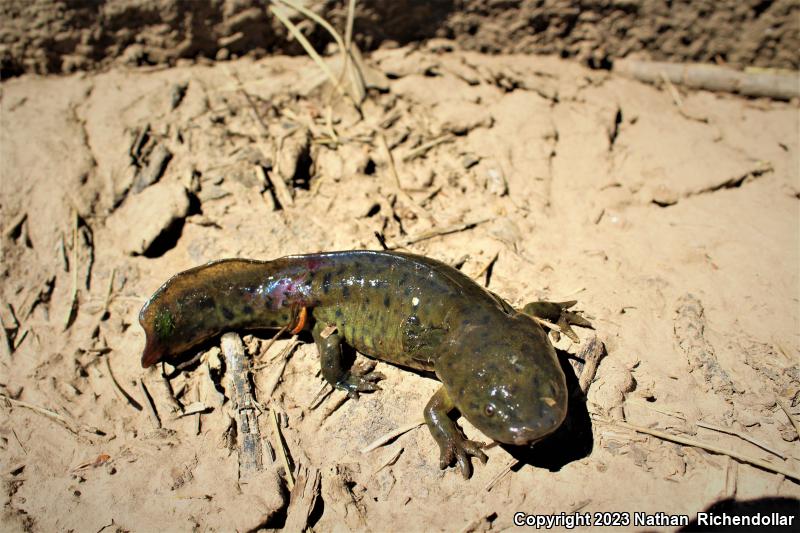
[484,404,495,417]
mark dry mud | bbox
[1,41,799,531]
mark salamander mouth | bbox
[141,336,165,368]
[510,426,558,446]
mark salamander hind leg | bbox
[312,322,385,399]
[521,300,593,343]
[424,386,488,479]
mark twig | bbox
[378,133,436,225]
[173,402,211,418]
[374,446,404,474]
[271,406,294,490]
[309,382,333,410]
[626,398,788,460]
[256,164,294,209]
[484,458,518,492]
[269,4,351,104]
[696,421,787,460]
[3,212,27,239]
[139,380,162,429]
[578,336,606,394]
[278,0,365,103]
[361,420,425,453]
[284,464,321,532]
[63,211,79,330]
[320,390,349,420]
[0,393,78,434]
[658,71,709,123]
[251,325,289,365]
[0,320,12,359]
[257,336,301,397]
[101,268,116,317]
[379,133,403,190]
[160,372,185,415]
[104,356,143,411]
[471,251,499,287]
[221,332,264,481]
[401,134,455,162]
[385,217,490,250]
[594,417,800,482]
[776,397,800,440]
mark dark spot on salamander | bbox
[198,297,215,310]
[399,273,408,286]
[383,294,391,308]
[461,318,472,326]
[523,343,534,354]
[404,286,412,296]
[481,313,491,325]
[322,272,332,294]
[342,285,350,298]
[243,305,254,315]
[222,307,234,320]
[335,309,343,318]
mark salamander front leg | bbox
[312,322,385,399]
[424,386,487,479]
[521,300,593,343]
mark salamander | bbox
[138,250,588,477]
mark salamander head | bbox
[139,287,209,368]
[438,315,568,446]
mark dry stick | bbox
[484,458,518,492]
[101,268,116,317]
[104,356,143,411]
[63,212,79,330]
[577,336,606,395]
[221,332,264,481]
[696,421,787,461]
[0,393,78,434]
[0,321,12,359]
[309,382,333,410]
[270,406,295,490]
[594,417,800,482]
[320,390,349,421]
[259,325,289,361]
[284,464,322,532]
[257,337,301,396]
[658,71,708,123]
[361,420,426,453]
[385,217,491,250]
[401,134,456,162]
[344,0,356,60]
[160,372,185,415]
[626,398,789,460]
[138,380,161,429]
[374,446,404,474]
[378,134,435,225]
[3,212,27,239]
[255,164,293,210]
[278,0,364,103]
[471,251,499,287]
[269,4,351,104]
[776,397,800,439]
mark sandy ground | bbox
[1,42,799,532]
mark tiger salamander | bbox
[139,250,586,477]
